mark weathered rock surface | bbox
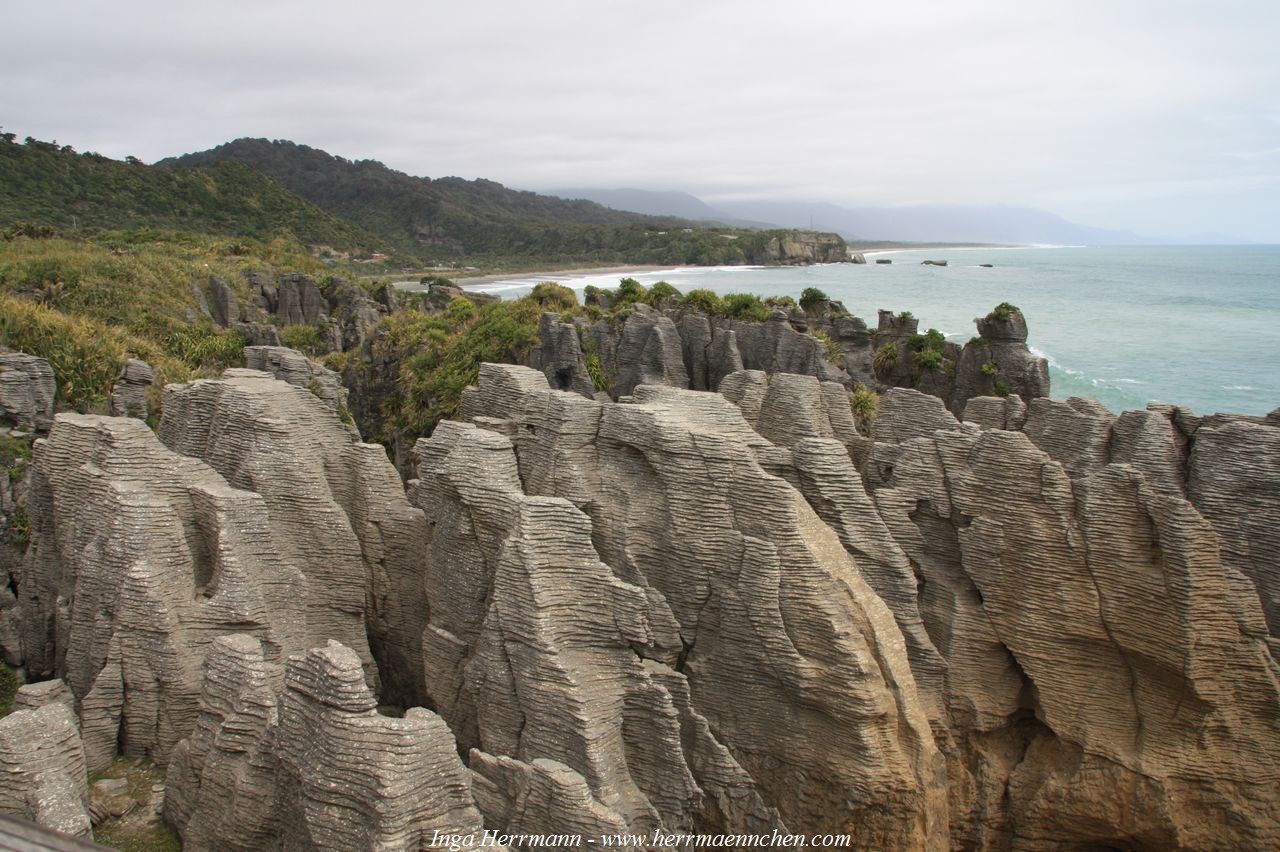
[747,230,849,265]
[951,307,1051,413]
[167,636,492,851]
[108,358,155,420]
[439,364,946,847]
[534,313,597,398]
[864,422,1280,850]
[10,413,310,772]
[0,352,55,432]
[872,387,962,445]
[1188,418,1280,647]
[244,346,351,417]
[159,369,429,706]
[10,679,74,714]
[0,701,91,838]
[961,394,1027,431]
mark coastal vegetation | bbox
[0,230,323,407]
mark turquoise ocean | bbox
[477,245,1280,417]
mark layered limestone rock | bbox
[951,306,1051,412]
[0,697,91,838]
[1188,418,1280,647]
[167,636,491,851]
[746,230,849,265]
[11,413,309,772]
[676,313,743,392]
[244,346,351,417]
[871,387,962,445]
[437,363,946,847]
[10,679,74,714]
[961,394,1027,431]
[0,352,55,432]
[410,420,782,838]
[159,369,429,706]
[1021,396,1117,478]
[534,313,597,398]
[108,358,156,420]
[864,424,1280,850]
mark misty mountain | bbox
[711,201,1161,245]
[549,188,770,229]
[545,187,1194,246]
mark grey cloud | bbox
[2,0,1277,240]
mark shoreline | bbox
[393,245,1068,293]
[393,265,672,293]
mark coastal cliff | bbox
[0,280,1277,850]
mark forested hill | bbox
[165,138,689,261]
[0,135,381,253]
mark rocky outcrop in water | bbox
[747,231,850,265]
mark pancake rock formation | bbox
[0,330,1277,852]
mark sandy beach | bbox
[393,265,673,292]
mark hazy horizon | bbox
[3,0,1277,242]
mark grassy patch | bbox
[992,302,1020,322]
[90,757,180,852]
[849,384,880,436]
[873,342,900,373]
[799,287,827,310]
[810,329,842,361]
[278,323,325,355]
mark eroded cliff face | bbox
[1,352,1277,850]
[526,301,1047,421]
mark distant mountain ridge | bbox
[542,187,1213,246]
[0,136,380,251]
[165,139,693,260]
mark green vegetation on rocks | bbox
[799,287,828,310]
[0,230,324,406]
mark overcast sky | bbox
[4,0,1278,241]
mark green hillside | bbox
[164,138,764,264]
[0,135,382,254]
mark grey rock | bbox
[243,346,350,419]
[206,276,240,327]
[1022,396,1116,478]
[470,752,634,848]
[159,370,429,707]
[961,394,1027,431]
[168,636,491,851]
[872,388,963,444]
[868,426,1280,849]
[273,274,326,327]
[0,702,91,838]
[15,413,309,772]
[10,679,74,714]
[454,364,945,846]
[1188,419,1280,643]
[536,313,596,397]
[0,352,56,432]
[108,358,156,420]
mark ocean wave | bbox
[1222,385,1256,391]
